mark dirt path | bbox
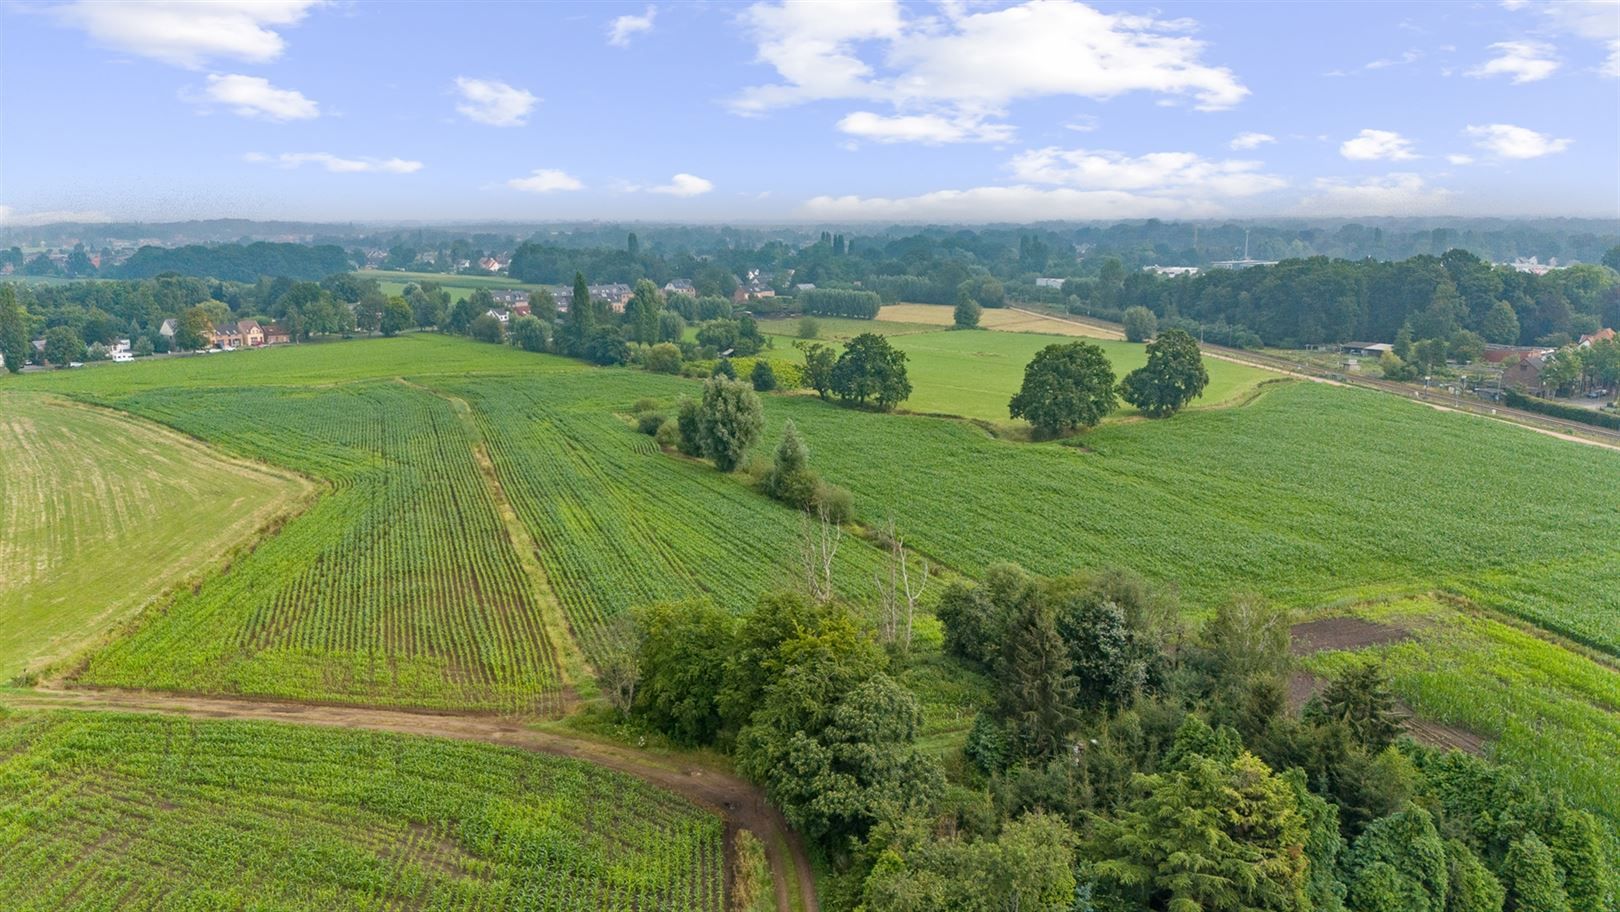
[4,686,820,912]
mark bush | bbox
[1505,388,1620,430]
[812,480,854,523]
[675,398,703,456]
[654,418,680,450]
[636,412,666,435]
[750,360,778,392]
[954,298,982,329]
[797,316,821,339]
[1122,306,1157,343]
[644,342,682,374]
[712,358,736,379]
[469,313,505,344]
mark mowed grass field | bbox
[0,392,309,681]
[357,268,550,303]
[0,710,724,911]
[756,309,1273,423]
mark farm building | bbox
[663,279,696,296]
[1483,345,1556,365]
[1503,355,1546,394]
[1341,342,1394,357]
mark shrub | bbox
[636,412,666,435]
[654,418,680,450]
[750,360,778,392]
[797,316,821,339]
[812,480,854,523]
[954,298,982,329]
[675,398,703,456]
[469,313,505,344]
[712,358,736,379]
[1122,306,1157,342]
[644,342,682,374]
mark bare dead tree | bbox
[800,504,842,604]
[874,517,930,652]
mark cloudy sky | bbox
[1,0,1617,224]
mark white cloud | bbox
[1447,153,1476,165]
[193,74,318,121]
[608,6,656,47]
[54,0,321,68]
[801,186,1221,222]
[837,111,1014,144]
[0,206,113,227]
[1467,40,1561,83]
[507,169,585,193]
[1229,131,1276,150]
[1364,49,1423,70]
[1064,115,1101,132]
[244,152,423,174]
[650,173,714,197]
[1008,147,1285,196]
[453,77,538,127]
[733,0,1247,144]
[1465,123,1573,158]
[1501,0,1620,78]
[1339,129,1418,161]
[1298,173,1455,216]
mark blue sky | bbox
[1,0,1617,224]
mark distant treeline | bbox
[1072,251,1619,349]
[117,243,353,282]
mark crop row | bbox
[443,372,887,667]
[0,711,724,911]
[76,382,566,713]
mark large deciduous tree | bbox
[1008,340,1117,435]
[43,325,85,367]
[625,279,662,344]
[696,376,764,471]
[832,333,912,410]
[1120,328,1210,418]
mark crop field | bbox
[72,380,569,714]
[770,380,1620,653]
[0,710,724,911]
[443,371,884,667]
[876,302,1127,338]
[1298,596,1620,821]
[0,392,309,681]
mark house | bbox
[491,289,529,307]
[478,257,502,273]
[236,319,265,347]
[159,318,178,340]
[485,308,510,324]
[1143,266,1200,277]
[1503,354,1546,394]
[211,323,243,349]
[1578,328,1616,348]
[110,338,132,354]
[795,283,816,292]
[664,279,697,297]
[510,300,531,317]
[1035,277,1065,289]
[1482,345,1555,365]
[262,323,292,345]
[1341,342,1394,357]
[589,283,633,313]
[111,350,134,363]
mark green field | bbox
[9,332,1620,832]
[70,379,571,713]
[754,318,1275,424]
[0,392,309,681]
[358,269,551,303]
[1299,596,1620,821]
[0,710,724,910]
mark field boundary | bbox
[3,391,321,685]
[406,379,598,703]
